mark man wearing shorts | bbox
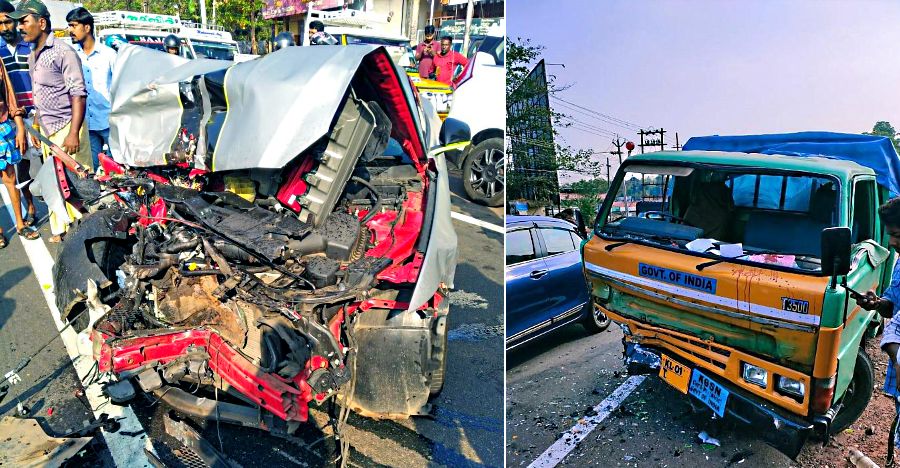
[0,0,37,229]
[0,18,32,245]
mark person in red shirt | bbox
[414,25,437,79]
[433,36,468,85]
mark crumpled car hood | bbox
[109,44,390,171]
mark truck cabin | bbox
[599,153,878,273]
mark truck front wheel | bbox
[830,349,875,434]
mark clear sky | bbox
[509,0,900,182]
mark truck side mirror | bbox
[821,227,851,276]
[439,118,471,147]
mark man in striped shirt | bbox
[0,0,35,227]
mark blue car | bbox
[506,215,610,349]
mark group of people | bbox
[0,0,113,245]
[414,25,468,85]
[269,22,468,86]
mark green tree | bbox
[506,38,600,208]
[561,178,610,217]
[83,0,269,49]
[864,121,900,153]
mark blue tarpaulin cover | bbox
[682,132,900,195]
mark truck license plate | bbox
[688,369,729,417]
[659,354,690,394]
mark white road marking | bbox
[0,187,154,467]
[450,210,504,234]
[527,375,646,468]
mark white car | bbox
[446,34,505,207]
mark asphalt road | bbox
[506,322,799,468]
[0,167,504,468]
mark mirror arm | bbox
[429,140,470,157]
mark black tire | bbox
[582,302,611,333]
[462,137,504,207]
[830,349,875,434]
[428,311,449,397]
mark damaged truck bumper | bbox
[624,340,819,459]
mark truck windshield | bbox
[192,40,236,61]
[600,165,838,271]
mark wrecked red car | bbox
[47,44,467,433]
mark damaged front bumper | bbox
[624,341,820,459]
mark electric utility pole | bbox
[638,128,667,153]
[611,137,625,166]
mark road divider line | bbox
[527,375,646,468]
[450,210,504,234]
[0,187,154,467]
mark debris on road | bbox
[849,448,880,468]
[726,450,752,466]
[0,416,93,466]
[698,431,721,447]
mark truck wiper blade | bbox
[598,228,630,251]
[696,258,726,271]
[605,241,629,252]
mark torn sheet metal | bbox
[109,45,231,167]
[109,44,382,172]
[0,416,93,467]
[624,342,661,373]
[210,45,380,171]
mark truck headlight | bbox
[742,363,767,388]
[776,376,805,398]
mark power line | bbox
[568,125,619,139]
[551,96,646,130]
[560,116,617,135]
[561,116,623,138]
[552,99,642,136]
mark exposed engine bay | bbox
[49,45,455,434]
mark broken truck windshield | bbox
[600,165,838,271]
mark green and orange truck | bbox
[582,133,899,457]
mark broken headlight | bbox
[741,362,767,388]
[593,282,611,303]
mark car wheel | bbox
[462,137,504,207]
[582,302,611,333]
[830,349,874,434]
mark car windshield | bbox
[599,164,839,271]
[477,35,504,65]
[192,40,237,60]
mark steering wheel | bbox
[642,211,686,224]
